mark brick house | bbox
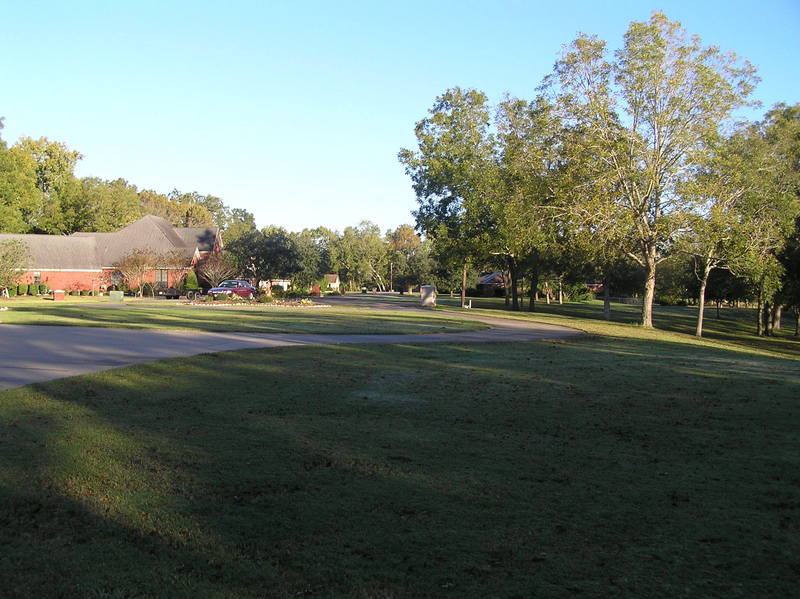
[0,215,221,293]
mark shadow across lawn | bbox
[1,334,798,597]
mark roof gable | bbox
[3,215,218,269]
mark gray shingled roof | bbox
[0,234,100,270]
[1,215,218,269]
[174,227,217,252]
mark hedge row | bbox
[6,284,51,296]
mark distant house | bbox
[477,271,506,297]
[0,215,221,293]
[323,273,340,291]
[260,279,291,292]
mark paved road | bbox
[0,312,582,391]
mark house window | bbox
[156,269,168,288]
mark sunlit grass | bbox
[0,297,485,334]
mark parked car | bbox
[208,280,258,299]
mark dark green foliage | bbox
[16,284,28,295]
[7,285,16,296]
[184,270,199,290]
[69,290,79,296]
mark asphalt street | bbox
[0,312,582,390]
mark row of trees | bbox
[0,122,256,235]
[399,12,800,336]
[219,222,439,293]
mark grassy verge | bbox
[434,297,800,360]
[342,294,799,360]
[1,319,798,596]
[0,297,484,334]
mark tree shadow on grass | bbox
[1,338,798,597]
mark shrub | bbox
[17,284,28,296]
[285,289,305,299]
[70,290,79,296]
[7,286,17,297]
[257,294,274,303]
[564,283,593,302]
[38,284,49,294]
[271,288,284,299]
[656,294,688,306]
[141,282,154,297]
[184,270,199,290]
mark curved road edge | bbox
[0,314,583,391]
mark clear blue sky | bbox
[2,1,798,233]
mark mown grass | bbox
[436,297,800,360]
[0,296,484,334]
[338,294,800,360]
[1,313,798,597]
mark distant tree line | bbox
[220,221,442,294]
[0,122,256,235]
[398,12,800,337]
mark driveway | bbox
[0,313,582,390]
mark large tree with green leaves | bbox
[386,224,433,292]
[14,136,83,234]
[493,95,566,310]
[546,11,757,327]
[290,227,337,288]
[62,177,141,233]
[399,87,495,306]
[331,222,388,291]
[225,227,300,287]
[678,110,798,337]
[727,105,800,335]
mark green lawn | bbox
[1,304,798,597]
[345,293,800,359]
[0,296,484,334]
[437,297,800,359]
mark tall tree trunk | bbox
[544,281,551,304]
[764,301,773,336]
[602,275,611,321]
[794,310,799,336]
[641,246,657,328]
[460,259,468,308]
[528,263,539,312]
[557,278,563,304]
[503,270,510,307]
[773,305,782,331]
[756,283,764,337]
[695,259,712,338]
[509,261,519,311]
